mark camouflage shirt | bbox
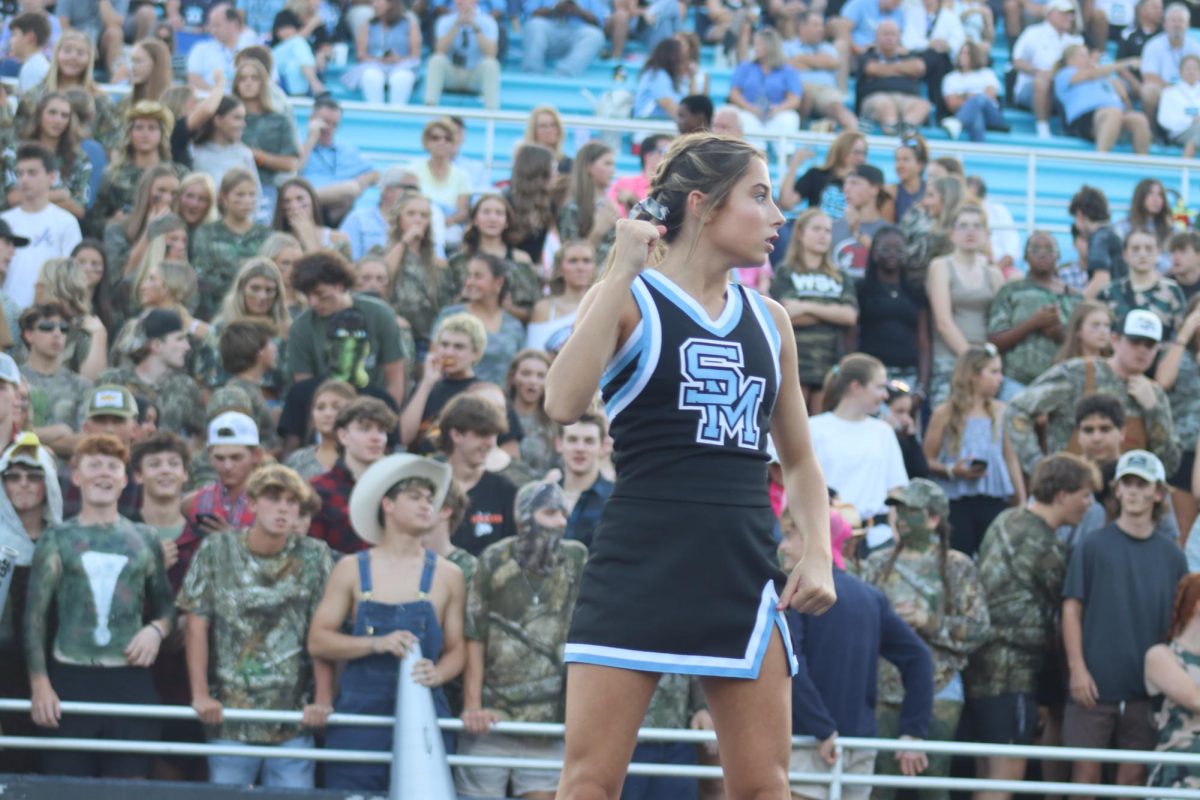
[16,85,122,153]
[467,536,587,723]
[243,112,299,188]
[986,279,1080,386]
[1004,357,1180,475]
[94,162,191,225]
[177,529,334,744]
[21,364,92,430]
[1167,350,1200,450]
[1098,276,1187,341]
[1,142,92,211]
[386,250,462,347]
[769,267,858,386]
[448,250,541,320]
[1149,643,1200,790]
[446,546,479,640]
[24,516,174,676]
[860,545,990,704]
[642,674,704,730]
[963,508,1068,698]
[557,200,615,270]
[190,221,273,321]
[99,364,206,439]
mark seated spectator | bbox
[190,168,272,320]
[1119,0,1163,65]
[342,0,420,105]
[191,97,263,207]
[434,256,525,385]
[384,191,458,354]
[521,106,573,175]
[1011,0,1084,138]
[410,118,471,248]
[701,0,755,63]
[270,9,326,97]
[452,193,541,323]
[1145,573,1200,790]
[180,463,331,789]
[675,93,715,133]
[298,96,380,226]
[119,39,174,113]
[94,103,185,234]
[1005,309,1181,475]
[1099,229,1185,338]
[17,32,121,152]
[54,0,150,77]
[830,0,905,90]
[941,41,1005,141]
[1054,45,1150,153]
[273,177,352,259]
[313,453,465,791]
[831,164,886,275]
[519,0,607,77]
[557,141,619,269]
[988,231,1080,388]
[234,59,300,216]
[1170,231,1200,300]
[283,378,355,478]
[633,38,692,121]
[1159,53,1200,156]
[527,240,595,353]
[785,12,859,132]
[8,91,90,223]
[9,12,49,93]
[901,0,966,114]
[1139,3,1199,122]
[423,0,501,110]
[342,167,423,261]
[856,21,932,136]
[187,3,256,90]
[608,0,681,60]
[728,27,804,146]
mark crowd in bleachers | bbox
[0,0,1199,798]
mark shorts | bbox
[454,733,564,798]
[804,84,848,111]
[1169,450,1195,491]
[789,746,876,800]
[1061,699,1156,751]
[1067,110,1098,140]
[968,692,1039,745]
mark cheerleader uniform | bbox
[564,269,799,679]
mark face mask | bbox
[894,505,934,550]
[514,482,567,576]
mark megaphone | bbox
[390,642,457,800]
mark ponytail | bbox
[822,353,885,412]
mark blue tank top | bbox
[601,270,780,505]
[367,18,413,59]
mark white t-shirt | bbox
[1012,22,1084,96]
[1158,80,1200,137]
[1140,33,1200,84]
[942,67,1001,98]
[17,53,49,94]
[1,204,82,309]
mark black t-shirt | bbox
[856,278,926,369]
[857,50,922,97]
[793,167,839,212]
[452,470,518,556]
[170,116,193,169]
[1116,24,1160,61]
[409,377,525,454]
[1063,521,1187,703]
[1087,225,1127,284]
[277,376,399,442]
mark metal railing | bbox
[1,699,1198,800]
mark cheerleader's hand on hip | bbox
[778,558,836,615]
[609,219,666,280]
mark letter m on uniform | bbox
[678,338,766,449]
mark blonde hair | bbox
[754,27,786,70]
[783,209,839,278]
[245,463,316,506]
[134,258,197,308]
[218,257,290,336]
[36,258,90,317]
[232,59,276,113]
[217,167,258,216]
[179,172,219,226]
[548,239,596,296]
[822,131,867,172]
[387,192,436,268]
[433,312,487,360]
[45,31,99,94]
[942,345,1001,457]
[524,106,564,158]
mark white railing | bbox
[1,700,1198,800]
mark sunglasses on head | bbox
[36,321,69,334]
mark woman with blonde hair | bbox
[770,208,859,412]
[17,31,121,150]
[119,39,174,113]
[234,58,300,214]
[111,259,204,362]
[33,257,108,380]
[178,172,219,240]
[527,239,596,352]
[522,105,571,173]
[93,101,185,226]
[904,174,968,287]
[191,168,272,320]
[385,191,456,357]
[558,141,620,269]
[779,129,867,213]
[727,27,803,145]
[259,232,305,317]
[102,164,183,281]
[8,92,90,220]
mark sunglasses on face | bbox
[35,321,69,334]
[3,470,44,484]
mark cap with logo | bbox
[0,353,19,385]
[208,411,260,448]
[0,219,30,248]
[86,384,137,419]
[1122,309,1163,342]
[1114,449,1166,483]
[886,478,950,518]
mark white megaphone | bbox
[390,642,457,800]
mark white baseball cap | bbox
[0,353,20,385]
[1048,0,1076,13]
[207,411,260,448]
[1122,309,1163,343]
[1115,449,1166,484]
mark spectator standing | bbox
[1159,54,1200,155]
[1154,294,1200,533]
[190,169,272,320]
[2,143,81,310]
[19,302,92,458]
[180,465,333,789]
[283,378,354,478]
[1006,309,1180,474]
[964,453,1099,793]
[424,0,502,109]
[779,131,867,216]
[1114,178,1174,269]
[556,412,613,549]
[1054,45,1151,154]
[312,454,466,790]
[1139,3,1200,121]
[235,59,301,213]
[675,93,715,133]
[93,104,183,234]
[192,98,264,208]
[1144,573,1200,792]
[557,142,620,273]
[434,255,526,384]
[18,31,121,152]
[728,27,804,145]
[856,21,933,135]
[830,164,886,275]
[384,191,457,354]
[8,91,91,223]
[519,0,607,76]
[1010,0,1084,139]
[504,143,558,265]
[857,226,931,394]
[1070,185,1126,298]
[438,394,518,556]
[1098,229,1186,339]
[506,351,558,474]
[273,178,353,259]
[1062,449,1188,790]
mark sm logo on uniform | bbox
[678,338,765,450]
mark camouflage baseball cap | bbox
[886,478,950,518]
[206,385,254,420]
[86,384,137,419]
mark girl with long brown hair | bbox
[452,193,541,323]
[9,92,90,220]
[504,142,558,265]
[557,140,620,269]
[102,164,182,282]
[17,31,121,150]
[1055,299,1113,362]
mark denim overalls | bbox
[324,549,452,790]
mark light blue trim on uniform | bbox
[564,581,799,679]
[642,269,743,338]
[744,286,782,401]
[601,320,644,390]
[606,278,662,421]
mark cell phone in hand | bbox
[195,513,222,533]
[969,459,988,471]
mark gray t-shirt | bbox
[1062,522,1187,703]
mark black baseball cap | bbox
[141,308,184,340]
[851,165,885,186]
[0,219,30,247]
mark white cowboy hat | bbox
[349,454,452,545]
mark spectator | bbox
[633,37,692,121]
[187,3,252,90]
[341,167,417,260]
[901,0,966,114]
[926,204,1005,405]
[1139,2,1199,121]
[24,433,173,778]
[519,0,607,76]
[308,397,396,553]
[988,232,1079,389]
[1055,45,1150,153]
[1070,185,1126,298]
[7,92,90,225]
[313,453,465,790]
[56,384,141,518]
[781,505,934,800]
[810,353,910,549]
[1062,449,1187,790]
[728,27,803,145]
[521,106,572,175]
[129,431,189,552]
[378,192,453,357]
[830,164,886,275]
[856,20,933,135]
[341,0,420,104]
[771,209,859,412]
[786,12,859,132]
[1160,54,1200,157]
[964,453,1099,793]
[1113,180,1172,270]
[214,321,283,456]
[438,393,518,556]
[104,178,186,301]
[885,133,928,224]
[180,464,332,789]
[556,142,617,268]
[454,193,541,323]
[1154,293,1200,532]
[830,0,905,89]
[940,41,1005,141]
[160,80,225,172]
[234,59,300,214]
[1006,309,1181,475]
[410,118,472,248]
[288,250,407,409]
[434,254,525,385]
[1170,231,1200,300]
[54,0,137,77]
[711,104,746,137]
[71,239,115,337]
[675,93,715,133]
[18,302,92,458]
[903,175,966,291]
[120,39,174,113]
[857,226,931,391]
[273,177,352,260]
[527,240,595,353]
[502,351,555,476]
[1099,229,1185,339]
[924,345,1026,556]
[190,169,272,320]
[399,313,487,449]
[9,12,49,93]
[1144,573,1200,791]
[17,31,121,152]
[505,144,559,267]
[424,0,501,109]
[298,96,380,225]
[93,102,183,233]
[32,257,106,381]
[779,130,867,215]
[886,380,930,478]
[557,410,613,548]
[2,143,82,310]
[270,9,325,96]
[1011,0,1084,138]
[281,379,353,477]
[177,173,219,239]
[455,481,584,799]
[860,479,990,798]
[115,255,199,359]
[192,97,263,209]
[607,0,682,61]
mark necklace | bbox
[517,568,545,606]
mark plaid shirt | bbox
[561,475,613,549]
[171,482,255,592]
[309,460,368,554]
